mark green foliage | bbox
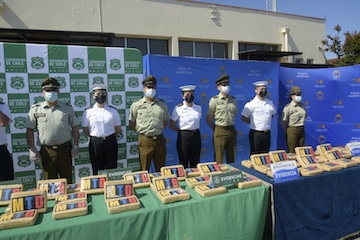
[321,25,360,66]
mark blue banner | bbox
[278,65,360,150]
[144,55,280,165]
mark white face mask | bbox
[221,85,230,94]
[294,96,302,102]
[44,92,58,103]
[145,88,156,98]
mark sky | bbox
[198,0,360,59]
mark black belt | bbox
[140,133,162,140]
[289,126,304,128]
[251,129,270,133]
[91,133,115,140]
[180,129,199,133]
[216,125,234,130]
[42,141,71,150]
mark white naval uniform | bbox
[171,101,202,168]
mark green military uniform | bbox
[25,78,79,183]
[207,74,238,164]
[129,76,170,172]
[282,86,306,153]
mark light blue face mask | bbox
[221,85,231,94]
[145,88,156,98]
[44,91,58,103]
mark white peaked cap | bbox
[90,84,108,91]
[179,85,196,92]
[253,81,268,87]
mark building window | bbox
[239,43,278,52]
[179,40,228,59]
[295,58,303,64]
[112,37,169,56]
[307,59,314,64]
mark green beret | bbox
[142,75,157,87]
[215,74,230,85]
[41,77,60,89]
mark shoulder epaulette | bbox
[66,102,72,107]
[212,95,219,99]
[247,97,254,102]
[230,95,236,99]
[109,105,117,109]
[32,103,40,108]
[158,99,165,102]
[193,102,200,105]
[177,102,183,107]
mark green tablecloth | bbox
[0,183,269,240]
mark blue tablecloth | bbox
[236,163,360,240]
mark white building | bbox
[0,0,326,64]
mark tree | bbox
[321,25,360,66]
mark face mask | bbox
[44,92,58,103]
[221,85,230,94]
[185,95,194,103]
[294,96,302,102]
[95,95,106,104]
[145,88,156,98]
[259,90,267,98]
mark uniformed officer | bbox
[25,77,80,183]
[206,74,238,164]
[170,85,202,168]
[82,84,122,175]
[0,102,14,180]
[129,75,170,172]
[241,80,276,156]
[281,86,307,153]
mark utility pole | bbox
[266,0,276,12]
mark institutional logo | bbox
[79,135,89,144]
[14,116,26,129]
[129,144,139,155]
[335,114,342,123]
[78,167,91,178]
[200,78,208,84]
[128,77,139,88]
[110,59,121,70]
[200,92,207,104]
[17,155,31,167]
[92,76,104,85]
[286,79,294,85]
[56,77,67,89]
[72,58,85,70]
[31,57,45,70]
[218,66,226,76]
[333,70,340,79]
[74,95,87,108]
[117,132,124,141]
[200,148,207,159]
[318,135,326,144]
[10,76,25,90]
[316,91,324,100]
[111,95,123,106]
[33,96,44,104]
[202,133,209,140]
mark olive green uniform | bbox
[282,101,306,153]
[207,93,238,164]
[129,97,170,171]
[25,101,79,182]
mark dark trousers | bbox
[89,134,118,175]
[138,134,166,172]
[177,130,201,168]
[0,145,14,181]
[286,126,305,153]
[40,141,73,183]
[213,126,237,164]
[249,129,271,156]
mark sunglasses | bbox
[292,92,302,96]
[43,87,59,92]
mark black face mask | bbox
[185,95,194,103]
[95,95,106,104]
[259,90,267,98]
